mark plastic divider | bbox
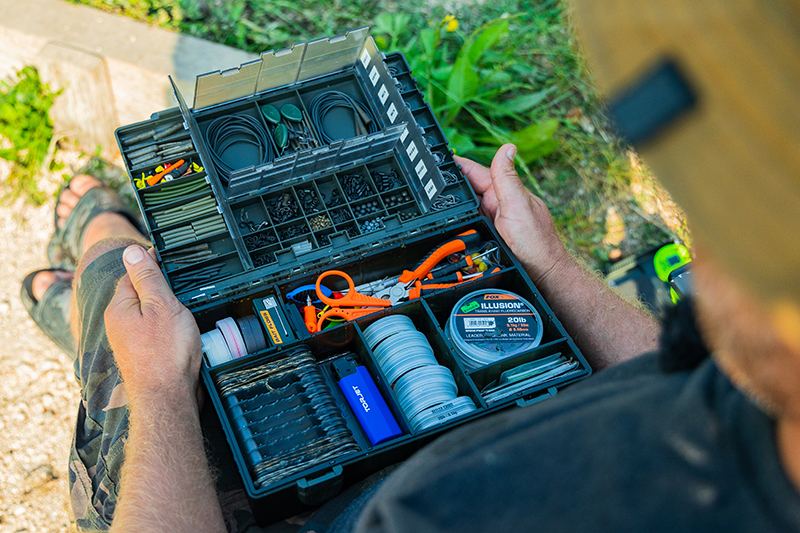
[297,72,381,144]
[467,337,573,392]
[348,322,414,435]
[355,300,485,431]
[423,267,563,357]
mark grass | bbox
[0,66,63,204]
[61,0,679,270]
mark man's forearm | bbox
[111,383,225,533]
[530,255,660,370]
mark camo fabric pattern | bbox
[67,247,277,532]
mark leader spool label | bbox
[447,289,543,370]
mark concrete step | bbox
[0,0,257,160]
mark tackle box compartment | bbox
[114,27,592,524]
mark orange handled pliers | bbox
[374,229,494,303]
[312,270,391,333]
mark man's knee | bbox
[71,236,149,340]
[75,236,149,280]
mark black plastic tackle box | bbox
[114,27,592,524]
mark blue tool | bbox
[332,356,402,446]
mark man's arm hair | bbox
[111,386,225,533]
[533,253,660,370]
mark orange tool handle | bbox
[303,304,318,334]
[408,280,469,299]
[399,229,480,284]
[407,267,502,299]
[148,159,185,186]
[316,270,391,308]
[316,307,383,331]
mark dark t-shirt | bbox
[350,353,800,532]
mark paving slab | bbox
[0,0,258,157]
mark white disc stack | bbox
[363,315,477,432]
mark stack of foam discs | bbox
[446,289,544,371]
[363,315,476,432]
[202,316,268,366]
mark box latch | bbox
[296,465,344,505]
[516,386,558,408]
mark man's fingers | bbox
[480,188,499,219]
[122,245,175,306]
[454,155,492,195]
[490,144,529,214]
[106,273,141,320]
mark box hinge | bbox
[296,465,343,505]
[516,386,558,408]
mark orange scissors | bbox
[312,270,391,332]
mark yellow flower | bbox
[443,15,458,32]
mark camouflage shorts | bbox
[68,246,382,532]
[69,246,283,532]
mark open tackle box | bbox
[115,27,592,524]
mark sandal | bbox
[47,178,144,271]
[20,269,76,360]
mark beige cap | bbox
[569,1,800,310]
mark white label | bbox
[263,296,278,309]
[378,84,389,105]
[387,103,398,123]
[400,127,409,143]
[406,141,418,161]
[415,160,428,180]
[464,317,496,329]
[360,49,371,68]
[424,180,437,199]
[369,65,380,86]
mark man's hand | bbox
[105,245,225,532]
[456,144,660,369]
[105,245,202,408]
[454,144,571,287]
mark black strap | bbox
[608,59,697,146]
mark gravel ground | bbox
[0,150,88,533]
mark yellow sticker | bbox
[260,310,283,345]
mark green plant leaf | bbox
[0,66,60,205]
[443,127,477,155]
[466,19,509,64]
[446,18,509,122]
[431,65,452,81]
[420,28,437,58]
[374,12,411,49]
[507,119,560,160]
[503,87,555,114]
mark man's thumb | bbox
[490,143,526,206]
[122,245,173,304]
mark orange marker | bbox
[303,296,318,334]
[147,159,185,186]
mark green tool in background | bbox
[605,241,692,315]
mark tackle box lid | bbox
[117,28,482,308]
